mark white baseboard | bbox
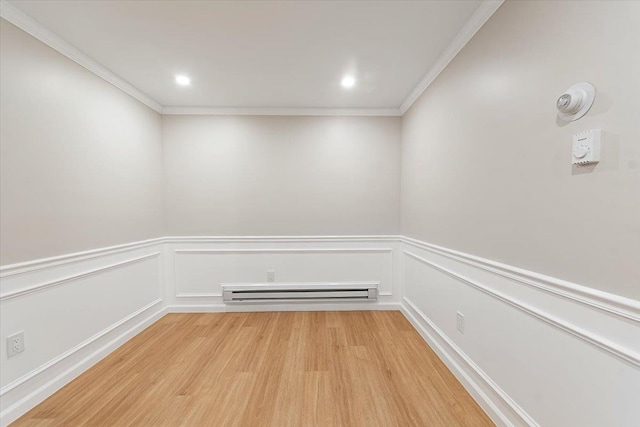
[0,301,167,427]
[168,301,401,313]
[400,297,537,427]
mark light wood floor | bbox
[13,311,493,426]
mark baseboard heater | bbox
[222,282,378,303]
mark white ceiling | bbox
[5,0,489,113]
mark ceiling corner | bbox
[0,0,163,113]
[399,0,504,115]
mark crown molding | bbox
[1,0,502,117]
[0,0,163,113]
[399,0,504,115]
[0,0,399,118]
[162,106,402,117]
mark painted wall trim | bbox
[161,106,402,116]
[0,299,163,396]
[0,238,164,278]
[403,250,640,368]
[2,233,637,424]
[401,297,538,427]
[399,0,504,114]
[402,236,640,324]
[0,0,163,114]
[171,246,396,299]
[174,248,393,254]
[0,252,161,301]
[2,235,635,323]
[168,301,401,313]
[175,293,223,298]
[165,235,401,244]
[0,300,166,427]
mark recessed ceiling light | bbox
[341,76,356,89]
[175,74,191,86]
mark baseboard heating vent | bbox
[222,282,378,303]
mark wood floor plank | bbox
[12,311,494,427]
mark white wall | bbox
[0,19,164,265]
[0,19,166,426]
[400,0,640,300]
[163,115,401,236]
[0,242,165,425]
[400,239,640,427]
[400,1,640,426]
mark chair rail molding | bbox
[401,236,640,324]
[0,238,164,278]
[1,235,635,323]
[402,250,640,368]
[0,253,161,301]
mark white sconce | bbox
[556,82,596,122]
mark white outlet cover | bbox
[456,312,464,334]
[267,270,275,282]
[7,331,24,357]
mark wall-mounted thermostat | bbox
[572,129,601,165]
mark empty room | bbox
[1,0,639,426]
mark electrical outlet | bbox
[267,270,275,282]
[7,331,24,357]
[456,312,464,334]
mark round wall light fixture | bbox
[556,82,595,122]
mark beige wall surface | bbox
[3,0,638,302]
[0,20,164,265]
[163,115,401,236]
[400,0,640,299]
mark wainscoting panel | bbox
[165,237,401,310]
[400,240,640,427]
[0,242,165,426]
[2,235,638,427]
